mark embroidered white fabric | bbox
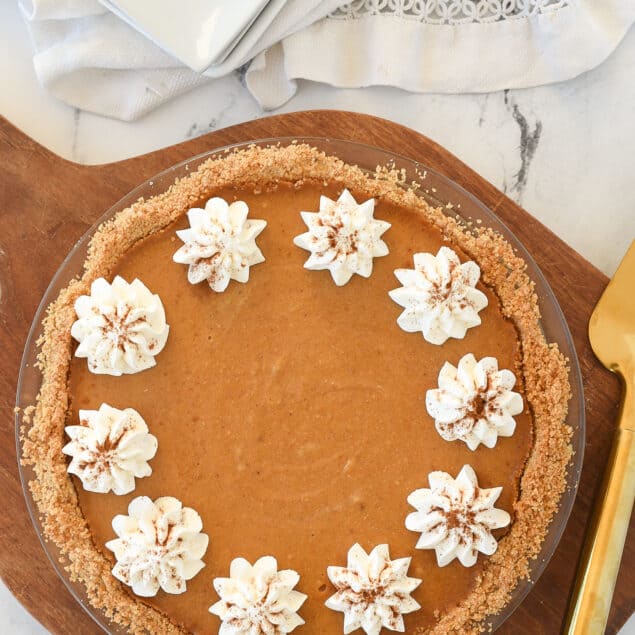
[247,0,635,109]
[330,0,569,24]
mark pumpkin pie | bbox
[20,143,571,634]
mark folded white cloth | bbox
[20,0,345,120]
[20,0,635,121]
[21,1,207,121]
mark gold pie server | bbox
[565,240,635,634]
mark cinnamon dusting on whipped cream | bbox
[106,496,208,597]
[294,188,390,286]
[63,403,157,495]
[389,246,488,345]
[173,197,266,292]
[210,556,307,634]
[326,543,421,634]
[405,465,511,567]
[426,353,524,450]
[71,276,169,375]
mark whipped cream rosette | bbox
[389,246,488,344]
[210,555,307,634]
[63,403,157,495]
[294,189,390,286]
[106,496,208,597]
[71,276,169,375]
[325,543,421,635]
[426,353,524,450]
[405,465,510,567]
[173,197,266,292]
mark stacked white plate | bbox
[101,0,289,73]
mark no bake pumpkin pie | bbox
[21,143,571,635]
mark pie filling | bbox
[21,145,571,635]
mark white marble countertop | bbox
[1,0,634,633]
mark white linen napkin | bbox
[247,0,635,109]
[19,0,635,121]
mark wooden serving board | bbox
[0,111,631,634]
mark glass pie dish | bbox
[15,138,585,634]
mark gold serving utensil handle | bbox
[564,357,635,633]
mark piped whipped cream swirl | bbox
[294,189,390,286]
[71,276,169,375]
[63,403,157,495]
[173,197,266,292]
[389,247,488,344]
[106,496,208,597]
[325,543,421,635]
[426,353,523,450]
[210,556,307,634]
[405,465,510,567]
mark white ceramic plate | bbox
[102,0,282,72]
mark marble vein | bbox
[504,90,542,201]
[185,92,238,139]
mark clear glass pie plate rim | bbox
[15,137,585,634]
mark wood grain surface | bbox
[0,110,631,634]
